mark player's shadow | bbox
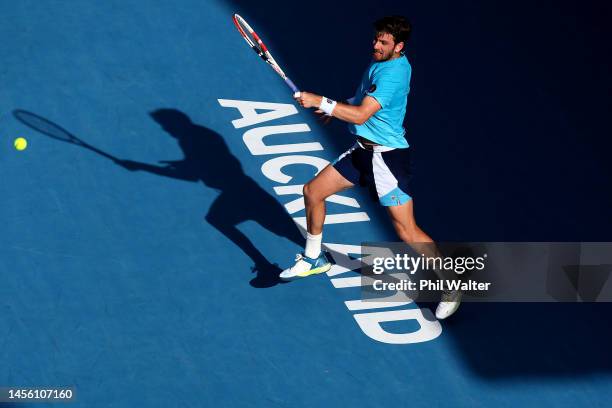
[112,109,305,288]
[13,108,351,288]
[13,108,303,287]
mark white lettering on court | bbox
[218,98,443,345]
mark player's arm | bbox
[114,159,199,181]
[330,96,380,125]
[295,92,380,125]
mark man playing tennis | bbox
[282,15,461,319]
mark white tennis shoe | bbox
[435,289,462,320]
[279,252,332,280]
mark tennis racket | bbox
[232,13,299,94]
[13,109,118,161]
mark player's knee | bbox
[303,182,322,203]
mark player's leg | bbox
[386,199,432,242]
[206,193,276,271]
[374,148,462,319]
[385,198,445,275]
[370,148,430,246]
[280,145,359,280]
[303,164,354,235]
[386,199,462,320]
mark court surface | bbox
[1,0,611,407]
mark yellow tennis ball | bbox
[14,137,28,151]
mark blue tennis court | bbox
[1,0,611,406]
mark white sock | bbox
[304,232,322,259]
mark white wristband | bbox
[319,96,337,116]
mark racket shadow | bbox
[12,109,119,162]
[114,108,305,288]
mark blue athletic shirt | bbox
[348,55,411,148]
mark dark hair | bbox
[373,15,411,46]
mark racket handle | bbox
[284,77,299,94]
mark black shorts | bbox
[332,142,413,206]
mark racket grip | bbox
[284,77,299,94]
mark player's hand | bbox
[293,91,322,109]
[158,160,180,169]
[114,159,140,171]
[314,109,333,125]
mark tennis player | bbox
[282,15,461,319]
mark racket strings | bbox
[233,14,292,86]
[233,16,259,51]
[13,110,76,143]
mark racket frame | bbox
[233,14,299,93]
